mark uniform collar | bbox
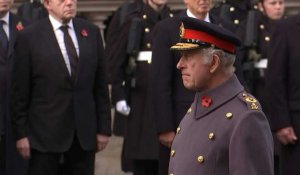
[143,4,170,22]
[224,0,248,10]
[192,75,244,119]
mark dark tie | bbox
[60,25,78,82]
[0,20,8,57]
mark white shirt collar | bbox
[186,9,210,23]
[49,15,74,31]
[0,12,10,25]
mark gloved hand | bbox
[116,100,131,116]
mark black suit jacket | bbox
[12,17,111,152]
[266,14,300,131]
[0,13,29,175]
[0,13,28,135]
[151,10,243,134]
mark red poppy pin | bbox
[201,96,212,108]
[16,22,24,31]
[81,28,88,37]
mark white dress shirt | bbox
[49,15,79,75]
[0,12,10,39]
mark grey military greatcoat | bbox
[169,75,274,175]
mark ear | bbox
[43,0,50,10]
[209,54,220,74]
[258,2,264,12]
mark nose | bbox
[176,57,184,70]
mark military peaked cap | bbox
[171,17,241,53]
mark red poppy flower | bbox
[81,29,88,37]
[16,22,24,31]
[201,96,212,108]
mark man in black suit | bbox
[266,14,300,175]
[0,0,29,174]
[11,0,111,175]
[150,0,244,174]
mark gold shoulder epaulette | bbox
[240,92,261,110]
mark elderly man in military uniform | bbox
[168,17,274,175]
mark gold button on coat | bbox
[197,156,205,163]
[260,24,265,30]
[234,19,239,24]
[187,108,192,113]
[170,13,174,18]
[171,150,175,157]
[146,43,151,48]
[176,127,181,134]
[208,133,215,140]
[143,14,147,19]
[230,7,235,12]
[145,28,150,33]
[265,36,270,42]
[226,112,233,119]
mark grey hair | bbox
[201,47,236,73]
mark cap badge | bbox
[180,22,185,38]
[201,96,212,108]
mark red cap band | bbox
[183,29,236,53]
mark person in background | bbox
[266,13,300,175]
[11,0,111,174]
[210,0,257,30]
[17,0,48,23]
[109,0,173,174]
[0,0,29,174]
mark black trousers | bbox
[0,135,5,175]
[133,159,158,175]
[158,144,170,175]
[29,136,95,175]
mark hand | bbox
[159,131,175,148]
[116,100,130,116]
[16,137,31,160]
[96,134,109,152]
[276,126,298,145]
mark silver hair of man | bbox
[201,47,236,74]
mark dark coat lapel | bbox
[8,13,19,58]
[43,18,71,78]
[73,19,88,83]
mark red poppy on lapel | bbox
[16,22,24,31]
[201,96,212,108]
[81,28,88,37]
